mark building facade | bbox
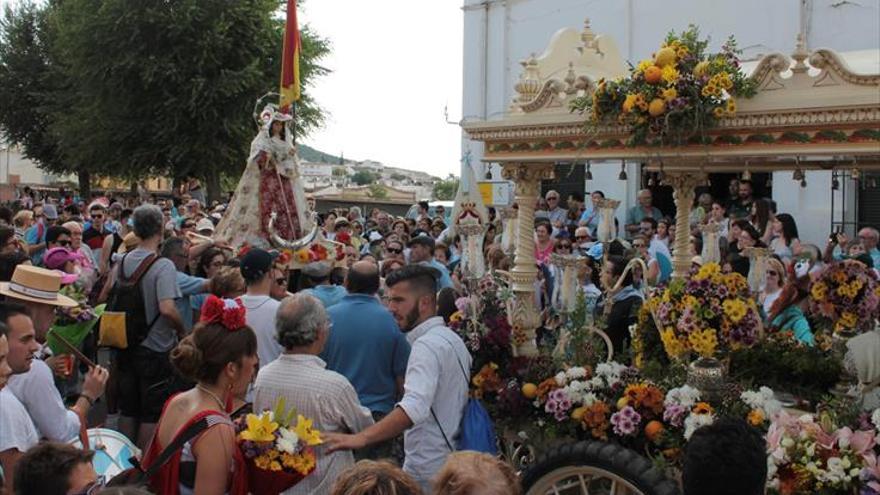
[461,0,880,245]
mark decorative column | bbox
[550,253,585,313]
[700,222,721,264]
[499,207,519,256]
[595,198,621,243]
[501,163,555,357]
[664,171,706,278]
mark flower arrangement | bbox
[47,285,105,356]
[236,399,322,495]
[766,411,877,494]
[647,263,762,360]
[288,241,345,266]
[571,26,756,146]
[809,260,880,334]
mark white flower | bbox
[566,367,588,379]
[589,377,604,389]
[665,385,701,408]
[555,372,567,386]
[276,428,299,454]
[872,408,880,433]
[683,413,715,440]
[582,392,597,407]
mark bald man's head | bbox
[345,260,380,295]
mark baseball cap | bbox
[239,248,278,283]
[196,218,215,233]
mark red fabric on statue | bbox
[257,151,301,240]
[142,404,248,495]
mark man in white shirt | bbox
[238,248,283,367]
[0,302,45,492]
[324,265,472,490]
[0,268,109,444]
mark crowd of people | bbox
[0,181,873,495]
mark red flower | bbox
[335,232,351,246]
[199,295,247,331]
[276,251,292,266]
[237,244,251,259]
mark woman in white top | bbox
[759,258,785,319]
[769,213,801,264]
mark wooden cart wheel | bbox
[521,441,680,495]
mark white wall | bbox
[461,0,880,246]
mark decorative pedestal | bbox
[663,172,706,279]
[501,163,555,357]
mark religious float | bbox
[458,20,880,495]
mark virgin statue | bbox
[213,106,311,249]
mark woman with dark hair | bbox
[729,220,765,277]
[766,283,814,346]
[769,213,800,262]
[194,247,227,279]
[0,226,20,256]
[534,220,554,265]
[437,287,459,325]
[598,256,644,356]
[750,198,773,244]
[143,296,258,495]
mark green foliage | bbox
[366,183,388,199]
[389,172,407,181]
[0,0,330,198]
[432,176,459,200]
[350,170,378,185]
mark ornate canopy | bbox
[463,20,880,172]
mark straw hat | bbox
[119,232,142,254]
[0,265,78,307]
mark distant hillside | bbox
[298,144,349,164]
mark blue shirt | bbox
[320,294,411,414]
[425,259,453,290]
[770,305,814,346]
[175,272,207,333]
[25,222,46,265]
[302,285,348,308]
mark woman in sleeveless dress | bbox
[143,296,258,495]
[213,108,311,250]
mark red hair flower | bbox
[199,295,247,331]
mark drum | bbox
[70,428,142,480]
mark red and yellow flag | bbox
[280,0,301,111]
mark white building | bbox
[461,0,880,245]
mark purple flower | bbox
[664,403,688,427]
[554,409,569,422]
[545,399,559,413]
[611,406,642,436]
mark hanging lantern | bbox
[585,161,593,180]
[618,160,627,180]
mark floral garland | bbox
[571,26,756,146]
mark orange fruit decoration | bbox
[644,65,663,84]
[645,420,665,442]
[654,47,677,68]
[521,383,538,399]
[648,98,666,117]
[571,406,587,422]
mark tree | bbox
[433,176,459,200]
[0,0,330,200]
[390,172,407,182]
[366,183,388,199]
[332,166,347,177]
[350,170,377,185]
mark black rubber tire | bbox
[520,440,680,495]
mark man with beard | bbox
[323,265,471,492]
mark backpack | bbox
[431,332,498,455]
[98,252,160,349]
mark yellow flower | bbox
[449,311,463,323]
[661,65,680,84]
[694,263,721,281]
[676,46,689,59]
[726,99,736,114]
[240,413,278,443]
[747,409,765,426]
[832,270,848,284]
[688,329,718,358]
[294,415,323,446]
[254,454,272,470]
[682,295,699,309]
[661,87,678,102]
[722,299,747,323]
[693,61,711,78]
[622,94,638,113]
[702,84,716,97]
[713,107,725,118]
[660,328,688,358]
[840,311,857,328]
[692,402,714,415]
[636,59,653,73]
[269,460,282,472]
[294,249,310,264]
